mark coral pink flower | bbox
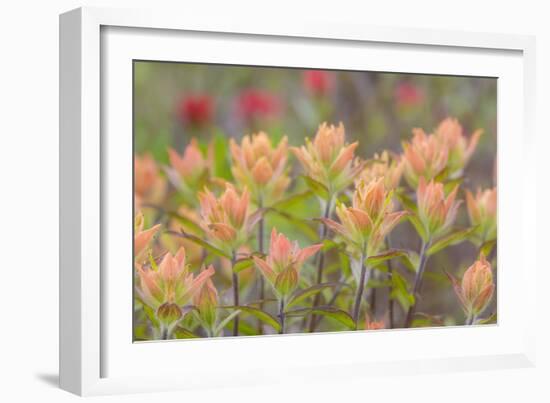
[237,89,280,123]
[365,315,385,330]
[253,228,322,298]
[323,178,407,255]
[134,211,161,263]
[303,70,334,96]
[198,185,259,251]
[177,93,213,127]
[357,151,404,191]
[395,82,424,107]
[166,139,210,196]
[416,178,460,240]
[193,265,219,328]
[134,154,166,210]
[466,187,497,243]
[291,122,364,195]
[402,128,449,188]
[136,247,215,328]
[230,132,290,204]
[449,255,494,318]
[435,118,482,176]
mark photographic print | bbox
[133,62,497,341]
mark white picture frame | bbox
[59,6,537,396]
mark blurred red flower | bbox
[303,70,334,96]
[395,82,424,107]
[237,89,280,122]
[177,94,214,127]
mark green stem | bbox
[231,251,240,336]
[257,197,265,335]
[385,237,395,329]
[352,245,368,327]
[466,313,476,326]
[278,298,286,334]
[404,240,430,328]
[308,195,333,332]
[160,326,169,340]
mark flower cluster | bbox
[134,115,496,339]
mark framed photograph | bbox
[60,7,536,396]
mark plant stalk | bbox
[257,196,265,335]
[352,247,368,327]
[231,251,240,336]
[278,298,286,334]
[308,195,333,332]
[386,237,395,329]
[404,240,430,328]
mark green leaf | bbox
[166,230,231,259]
[233,257,255,273]
[270,190,314,210]
[390,272,414,311]
[142,304,159,328]
[166,211,203,234]
[366,249,409,268]
[479,239,496,257]
[286,282,349,310]
[427,227,477,256]
[285,307,355,329]
[220,306,281,332]
[476,312,497,325]
[212,131,232,180]
[396,190,417,213]
[434,167,449,182]
[266,208,319,240]
[407,214,428,242]
[301,175,329,200]
[173,327,200,339]
[213,309,242,336]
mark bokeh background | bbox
[134,61,497,329]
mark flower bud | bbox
[194,267,218,328]
[156,302,183,327]
[274,266,299,298]
[416,178,460,240]
[461,255,494,316]
[466,187,497,243]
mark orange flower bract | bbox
[230,132,290,204]
[291,122,364,196]
[253,228,322,298]
[416,178,460,240]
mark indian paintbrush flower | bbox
[450,255,495,322]
[177,93,214,128]
[229,132,290,204]
[193,265,219,331]
[434,118,482,177]
[303,70,334,97]
[323,178,407,256]
[395,81,424,107]
[198,184,259,253]
[402,118,482,188]
[253,228,322,299]
[365,314,385,330]
[466,187,497,244]
[134,153,166,209]
[402,127,449,188]
[416,178,460,241]
[291,122,364,197]
[134,211,161,264]
[357,151,404,191]
[135,247,215,336]
[166,138,210,200]
[237,89,280,123]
